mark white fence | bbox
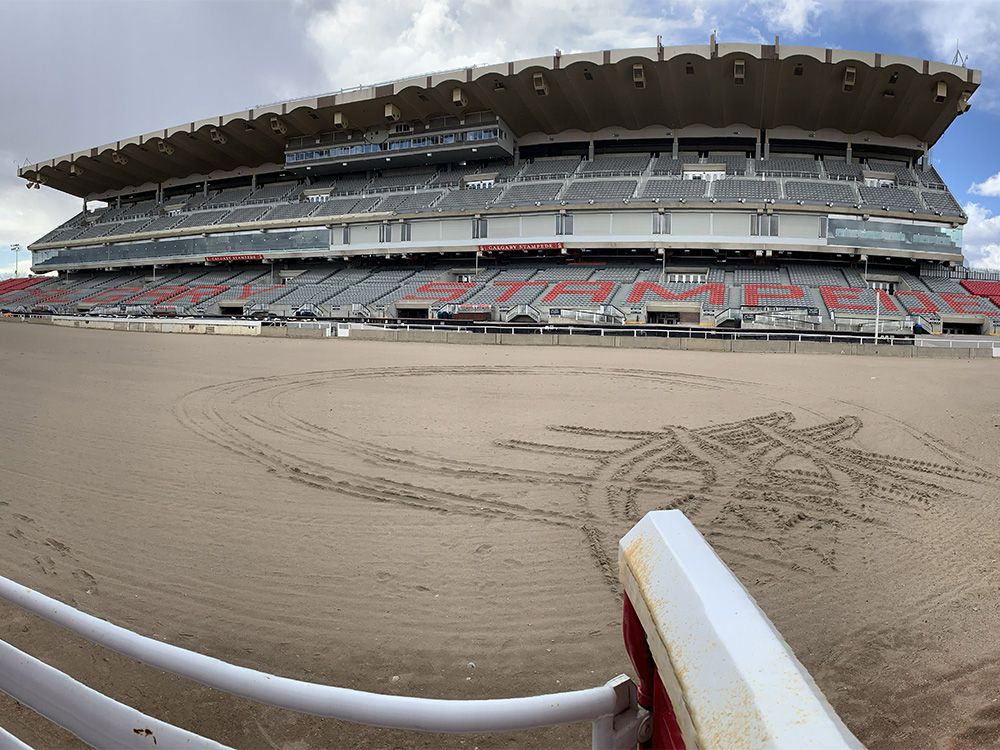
[0,511,863,749]
[360,320,913,346]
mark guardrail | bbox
[914,336,1000,351]
[360,320,914,346]
[0,574,642,749]
[0,510,866,748]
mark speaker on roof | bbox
[157,141,174,155]
[452,87,468,108]
[532,72,548,96]
[111,151,128,165]
[957,90,971,113]
[734,59,745,85]
[210,128,228,145]
[632,64,645,89]
[842,66,857,92]
[269,116,287,135]
[384,103,401,123]
[935,81,948,103]
[333,111,349,130]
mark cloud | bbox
[303,0,718,90]
[969,171,1000,197]
[961,202,1000,270]
[751,0,825,35]
[910,0,1000,110]
[0,151,80,277]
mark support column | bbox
[672,136,678,159]
[588,139,595,161]
[251,173,257,191]
[845,141,853,164]
[203,180,209,197]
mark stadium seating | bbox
[857,185,922,212]
[435,187,505,210]
[246,182,298,204]
[756,157,820,177]
[521,158,582,179]
[822,160,863,180]
[706,153,750,175]
[562,180,638,202]
[221,206,270,225]
[915,165,946,189]
[866,159,917,185]
[578,154,650,176]
[262,202,320,221]
[367,171,435,192]
[784,180,857,205]
[173,210,230,230]
[712,179,780,201]
[5,259,1000,328]
[498,182,564,205]
[650,154,699,175]
[921,190,964,216]
[375,191,444,212]
[311,197,370,217]
[641,179,708,199]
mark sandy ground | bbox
[0,322,999,749]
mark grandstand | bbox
[15,38,997,335]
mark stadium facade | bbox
[9,38,1000,335]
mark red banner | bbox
[204,254,265,263]
[477,242,564,253]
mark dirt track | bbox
[1,322,999,749]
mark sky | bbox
[1,0,999,277]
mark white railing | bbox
[913,336,998,349]
[0,574,642,749]
[0,510,867,749]
[361,320,913,346]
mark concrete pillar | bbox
[251,173,257,191]
[588,139,595,160]
[846,142,853,163]
[513,145,520,166]
[762,131,770,159]
[672,137,679,159]
[203,181,209,196]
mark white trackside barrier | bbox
[0,510,863,749]
[619,510,863,749]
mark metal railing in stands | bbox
[0,575,644,749]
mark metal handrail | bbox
[0,575,625,735]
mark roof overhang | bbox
[18,41,980,199]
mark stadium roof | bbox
[19,40,980,199]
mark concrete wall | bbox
[49,316,261,336]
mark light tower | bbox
[10,243,22,277]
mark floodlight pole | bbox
[11,244,22,277]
